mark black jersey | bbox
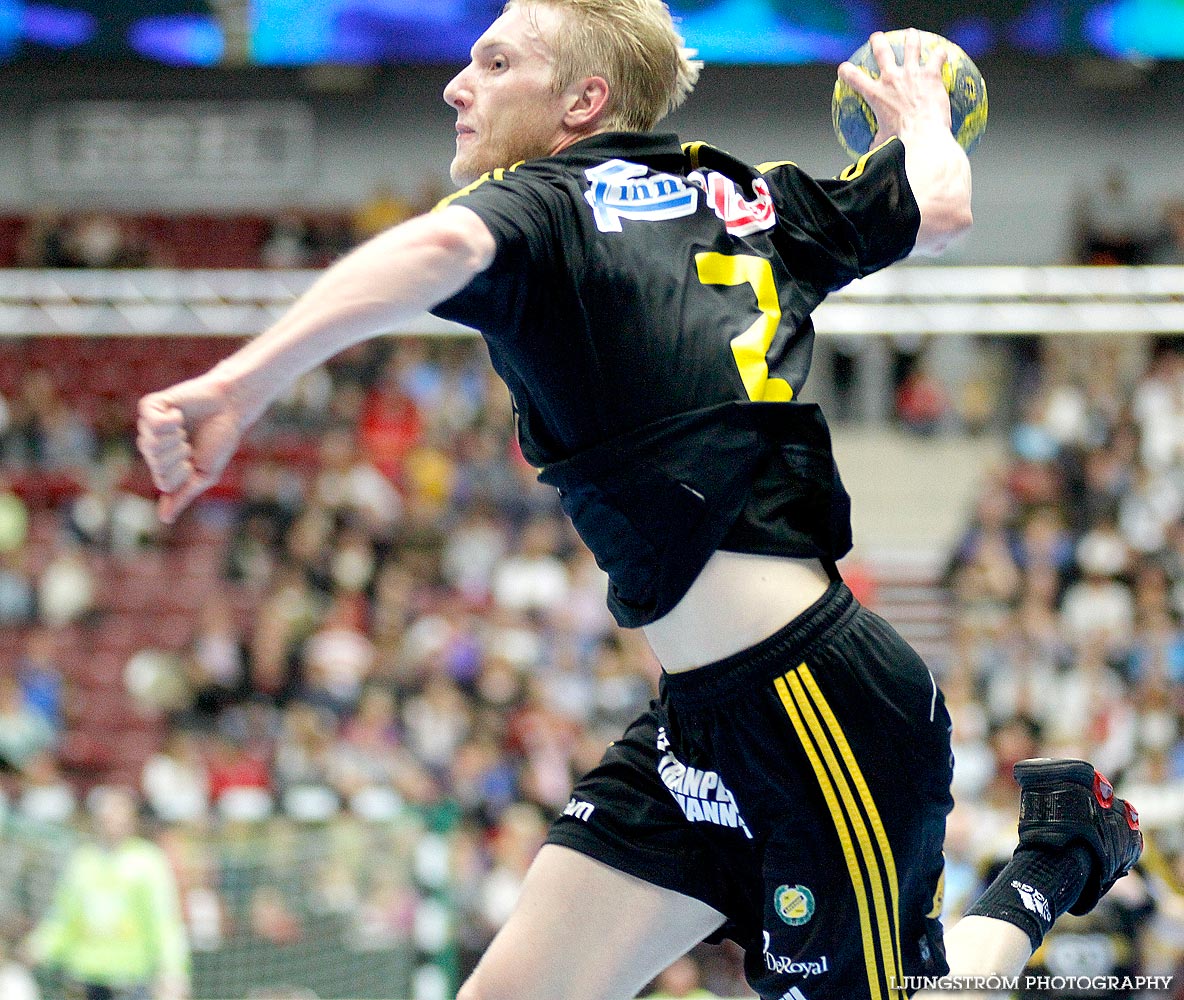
[432,131,920,626]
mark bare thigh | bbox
[458,844,728,1000]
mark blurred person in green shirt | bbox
[24,787,191,1000]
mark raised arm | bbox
[838,28,973,255]
[137,205,495,523]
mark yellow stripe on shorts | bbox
[774,663,906,1000]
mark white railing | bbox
[1,265,1182,336]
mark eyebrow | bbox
[470,37,519,60]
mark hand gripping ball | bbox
[832,30,988,159]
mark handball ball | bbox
[832,30,988,159]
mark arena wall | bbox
[0,59,1180,264]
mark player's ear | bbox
[564,75,609,129]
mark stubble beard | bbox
[449,115,554,187]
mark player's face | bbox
[443,4,573,185]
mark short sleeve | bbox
[429,167,560,338]
[757,137,920,294]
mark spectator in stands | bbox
[588,635,656,739]
[6,371,96,473]
[16,627,64,730]
[1060,524,1136,655]
[358,362,424,482]
[449,728,519,823]
[510,680,581,813]
[17,752,76,824]
[16,209,78,268]
[0,938,39,1000]
[66,456,159,555]
[299,593,376,716]
[0,674,57,772]
[644,954,716,998]
[1132,346,1184,472]
[1153,199,1184,263]
[490,514,570,617]
[335,686,399,769]
[273,702,338,793]
[24,786,191,1000]
[349,868,417,951]
[351,184,413,243]
[260,212,315,270]
[895,359,950,435]
[0,472,29,553]
[1119,463,1183,556]
[1071,165,1159,265]
[311,428,403,538]
[206,735,271,813]
[141,730,211,824]
[35,540,96,628]
[402,675,472,774]
[0,548,36,626]
[184,591,249,721]
[248,886,304,946]
[70,214,146,269]
[469,802,547,948]
[247,563,319,698]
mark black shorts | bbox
[546,582,954,1000]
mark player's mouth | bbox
[456,124,476,142]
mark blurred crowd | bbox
[0,334,752,997]
[941,338,1184,996]
[7,181,449,272]
[6,163,1183,273]
[0,323,1181,993]
[1072,167,1184,266]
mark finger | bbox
[867,31,895,77]
[903,26,921,68]
[138,394,185,430]
[157,471,211,525]
[138,418,186,446]
[837,60,878,100]
[136,428,189,461]
[146,448,194,488]
[137,431,191,465]
[929,40,950,76]
[150,456,193,495]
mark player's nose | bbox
[444,67,472,109]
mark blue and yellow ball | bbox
[832,30,988,159]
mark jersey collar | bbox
[548,131,686,172]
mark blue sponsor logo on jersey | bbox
[584,159,698,233]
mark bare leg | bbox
[911,915,1032,1000]
[458,844,727,1000]
[942,915,1032,977]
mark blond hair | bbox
[512,0,702,131]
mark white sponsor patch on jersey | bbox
[655,726,753,838]
[687,169,777,236]
[584,159,699,233]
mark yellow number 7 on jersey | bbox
[695,251,794,402]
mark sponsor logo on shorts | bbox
[1011,880,1052,922]
[561,797,595,822]
[774,884,815,926]
[655,727,753,839]
[779,990,809,1000]
[763,932,829,979]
